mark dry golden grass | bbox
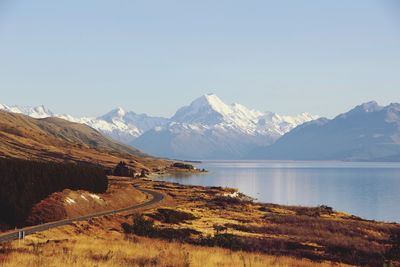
[1,178,398,266]
[136,180,400,266]
[1,228,347,267]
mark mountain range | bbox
[0,94,318,159]
[3,95,399,161]
[252,101,400,161]
[132,94,318,159]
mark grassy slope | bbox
[0,111,168,171]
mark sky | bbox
[0,0,399,118]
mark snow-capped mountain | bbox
[251,101,400,161]
[99,107,169,135]
[132,94,319,159]
[56,109,168,144]
[0,94,318,159]
[0,104,168,144]
[0,104,54,118]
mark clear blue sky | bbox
[0,0,399,118]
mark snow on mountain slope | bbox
[0,104,54,118]
[0,105,167,144]
[172,94,262,128]
[133,94,319,159]
[251,101,400,161]
[0,94,318,159]
[99,107,169,134]
[171,94,316,137]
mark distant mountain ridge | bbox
[251,101,400,161]
[0,94,318,159]
[132,94,318,159]
[4,97,400,161]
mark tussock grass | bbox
[0,235,346,267]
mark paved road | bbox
[0,186,164,243]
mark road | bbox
[0,186,164,243]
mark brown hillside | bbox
[0,111,168,171]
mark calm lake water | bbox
[158,161,400,223]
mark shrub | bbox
[172,163,194,170]
[122,215,155,236]
[113,161,134,177]
[386,229,400,261]
[197,234,247,251]
[207,195,253,209]
[149,208,197,224]
[123,215,199,242]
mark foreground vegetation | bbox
[0,217,345,267]
[0,158,108,227]
[135,180,400,266]
[1,178,399,266]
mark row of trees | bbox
[0,157,108,226]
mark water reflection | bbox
[158,161,400,222]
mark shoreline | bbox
[156,161,400,223]
[152,176,399,224]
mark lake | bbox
[157,161,400,223]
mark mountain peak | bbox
[195,94,231,113]
[99,107,126,121]
[171,94,232,124]
[359,101,381,112]
[339,101,384,117]
[115,107,126,116]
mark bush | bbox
[123,215,199,242]
[172,163,194,170]
[122,215,155,236]
[207,195,252,209]
[149,208,197,224]
[113,161,134,177]
[197,234,247,251]
[386,229,400,261]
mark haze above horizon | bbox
[0,1,399,118]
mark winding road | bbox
[0,186,164,243]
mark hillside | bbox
[0,111,168,171]
[252,101,400,161]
